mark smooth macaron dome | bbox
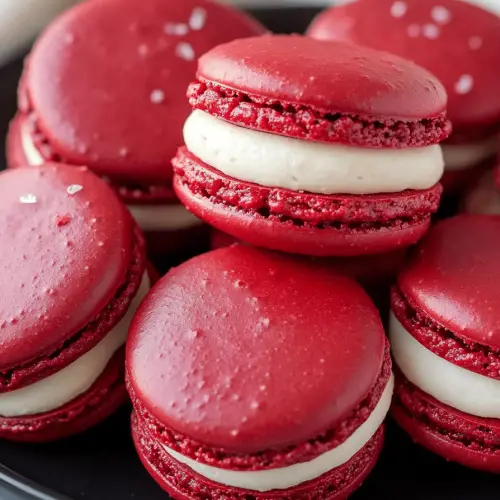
[308,0,500,193]
[0,164,148,442]
[390,215,500,471]
[8,0,265,235]
[127,245,393,498]
[173,35,450,257]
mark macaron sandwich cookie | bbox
[127,245,394,499]
[390,215,500,471]
[173,35,450,257]
[308,0,500,195]
[7,0,265,262]
[0,164,148,442]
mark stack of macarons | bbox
[0,164,148,442]
[390,215,500,471]
[173,34,450,257]
[127,245,393,498]
[7,0,265,266]
[308,0,500,196]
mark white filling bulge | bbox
[183,110,444,195]
[127,204,202,231]
[0,273,149,417]
[21,124,201,231]
[441,136,499,171]
[161,374,394,492]
[390,313,500,418]
[21,121,44,166]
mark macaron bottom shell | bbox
[174,173,435,257]
[392,371,500,473]
[131,413,385,500]
[0,348,127,443]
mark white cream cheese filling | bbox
[127,204,202,231]
[183,110,444,195]
[442,136,498,171]
[21,125,201,231]
[161,374,394,492]
[0,273,149,417]
[390,313,500,418]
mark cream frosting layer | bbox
[442,137,499,171]
[390,313,500,418]
[127,204,202,231]
[21,124,200,231]
[183,110,444,195]
[161,374,394,492]
[0,273,149,417]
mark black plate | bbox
[0,6,498,500]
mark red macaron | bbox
[173,34,450,257]
[308,0,500,195]
[7,0,265,264]
[389,215,500,471]
[127,245,393,499]
[0,164,148,442]
[210,229,407,313]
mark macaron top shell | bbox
[398,215,500,350]
[24,0,265,185]
[196,34,447,121]
[127,245,385,454]
[0,165,133,371]
[308,0,500,133]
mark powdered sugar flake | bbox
[67,185,83,195]
[431,6,451,25]
[423,23,440,39]
[455,74,474,95]
[164,23,189,36]
[189,7,207,30]
[391,1,407,18]
[176,42,195,61]
[468,36,483,50]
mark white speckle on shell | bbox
[189,7,207,30]
[150,89,165,104]
[67,185,83,195]
[407,24,421,37]
[455,74,474,95]
[469,36,483,50]
[176,42,195,61]
[431,6,451,25]
[164,23,189,36]
[119,147,129,157]
[423,23,440,39]
[137,44,149,57]
[390,1,407,18]
[19,193,37,204]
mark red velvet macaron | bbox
[127,245,393,499]
[173,35,450,257]
[210,229,407,313]
[389,215,500,471]
[308,0,500,195]
[0,164,148,442]
[7,0,265,264]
